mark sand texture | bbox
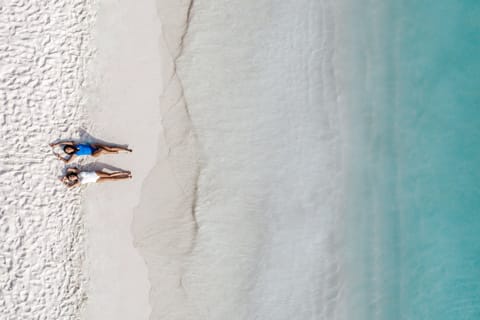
[0,1,95,319]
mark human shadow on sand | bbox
[50,128,131,150]
[63,162,130,174]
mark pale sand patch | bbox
[0,0,95,319]
[81,0,199,318]
[85,1,197,320]
[83,0,199,318]
[81,0,166,319]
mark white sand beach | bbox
[81,0,164,319]
[5,0,478,319]
[1,0,345,319]
[0,1,94,319]
[83,0,199,319]
[1,0,196,318]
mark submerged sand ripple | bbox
[133,0,345,319]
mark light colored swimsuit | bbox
[78,171,99,184]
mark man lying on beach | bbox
[50,141,132,163]
[61,167,132,188]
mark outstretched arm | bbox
[50,141,74,147]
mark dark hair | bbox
[66,172,78,181]
[63,145,78,155]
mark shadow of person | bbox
[78,128,130,149]
[50,128,131,149]
[65,162,130,174]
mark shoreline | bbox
[131,0,201,318]
[2,0,349,318]
[3,0,478,319]
[82,0,201,318]
[138,0,346,318]
[84,0,349,317]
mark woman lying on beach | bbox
[50,141,132,163]
[61,167,132,188]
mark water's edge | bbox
[131,0,200,318]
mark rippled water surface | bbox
[343,1,480,319]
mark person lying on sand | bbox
[61,167,132,188]
[50,141,132,163]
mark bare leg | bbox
[92,148,109,157]
[103,145,132,152]
[95,170,131,178]
[96,175,131,183]
[92,144,132,154]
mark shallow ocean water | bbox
[342,1,480,319]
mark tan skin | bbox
[50,141,132,163]
[61,167,132,188]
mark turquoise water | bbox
[343,1,480,319]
